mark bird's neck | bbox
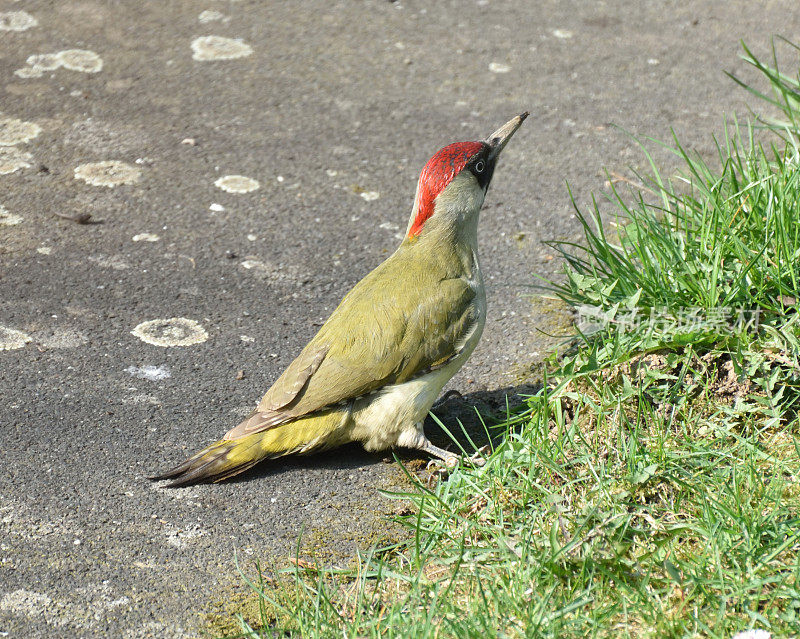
[400,212,481,280]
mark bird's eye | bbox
[474,160,485,173]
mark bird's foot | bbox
[423,444,489,473]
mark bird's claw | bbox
[426,446,489,473]
[426,455,458,473]
[468,445,489,467]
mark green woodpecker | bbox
[154,113,528,486]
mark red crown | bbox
[408,141,484,237]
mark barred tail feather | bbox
[150,409,346,487]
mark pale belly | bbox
[346,317,485,452]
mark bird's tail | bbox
[151,410,344,487]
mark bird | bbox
[153,112,528,486]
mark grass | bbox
[214,39,800,638]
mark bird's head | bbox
[405,112,528,240]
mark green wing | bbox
[224,250,481,439]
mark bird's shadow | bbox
[224,382,540,485]
[424,381,541,451]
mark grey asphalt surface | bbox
[2,1,799,636]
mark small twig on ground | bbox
[607,171,659,197]
[54,212,101,224]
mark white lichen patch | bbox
[15,49,103,78]
[32,327,88,349]
[0,10,38,31]
[26,53,61,71]
[37,246,52,255]
[359,190,380,201]
[126,365,171,381]
[488,62,511,74]
[165,523,205,548]
[57,49,103,73]
[0,147,33,174]
[132,233,159,242]
[0,325,32,351]
[0,589,51,615]
[198,9,225,23]
[0,205,23,226]
[191,35,252,61]
[74,161,141,187]
[214,174,259,193]
[131,318,208,347]
[14,66,45,79]
[0,116,42,145]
